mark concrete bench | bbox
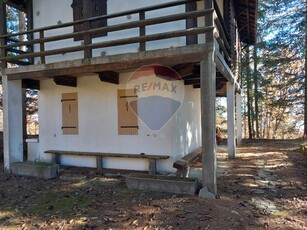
[44,150,169,175]
[173,148,202,177]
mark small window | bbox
[117,89,138,135]
[71,0,107,39]
[61,92,78,135]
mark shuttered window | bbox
[117,89,138,135]
[61,92,78,135]
[71,0,107,39]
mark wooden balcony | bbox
[0,0,235,89]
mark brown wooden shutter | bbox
[71,0,107,38]
[90,0,107,33]
[71,0,84,33]
[61,92,78,135]
[117,89,138,135]
[186,2,198,45]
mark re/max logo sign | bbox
[133,82,178,94]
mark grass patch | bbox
[28,190,92,216]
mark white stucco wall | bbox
[32,0,186,64]
[3,78,24,171]
[37,72,201,172]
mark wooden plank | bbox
[1,9,213,51]
[44,150,170,159]
[184,79,199,85]
[1,26,214,63]
[98,71,119,84]
[117,89,138,135]
[61,92,78,135]
[54,76,77,87]
[182,147,202,162]
[172,63,197,77]
[7,59,31,66]
[6,44,213,80]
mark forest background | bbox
[219,0,306,139]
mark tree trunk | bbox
[246,47,253,139]
[304,2,307,137]
[253,45,260,138]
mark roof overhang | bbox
[234,0,258,45]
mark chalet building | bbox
[0,0,257,196]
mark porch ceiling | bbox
[234,0,258,45]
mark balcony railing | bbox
[0,0,231,68]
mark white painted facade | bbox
[32,0,186,64]
[30,72,202,172]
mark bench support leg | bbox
[51,154,61,165]
[176,166,190,178]
[96,156,103,171]
[148,159,156,175]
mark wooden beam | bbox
[5,44,213,80]
[182,72,200,80]
[184,79,199,85]
[22,79,40,90]
[53,76,77,87]
[172,63,198,77]
[98,71,119,84]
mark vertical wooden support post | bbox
[39,30,46,64]
[139,11,146,51]
[0,0,7,69]
[148,159,156,175]
[199,0,217,199]
[96,156,103,171]
[236,93,242,146]
[83,1,92,59]
[227,82,236,158]
[200,54,217,197]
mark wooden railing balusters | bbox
[39,30,46,64]
[139,11,146,51]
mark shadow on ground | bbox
[0,139,306,229]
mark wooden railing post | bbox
[139,11,146,51]
[39,30,46,64]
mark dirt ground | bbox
[0,139,306,230]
